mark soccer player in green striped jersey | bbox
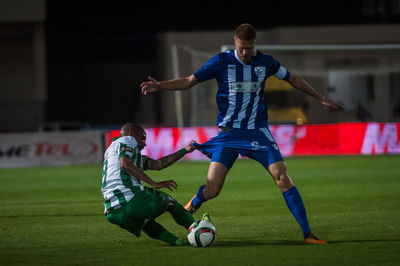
[102,122,196,246]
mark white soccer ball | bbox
[187,220,217,247]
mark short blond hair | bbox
[234,23,257,41]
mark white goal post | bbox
[221,44,400,52]
[171,43,400,127]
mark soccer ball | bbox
[187,220,216,247]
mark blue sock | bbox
[282,186,311,238]
[192,185,207,209]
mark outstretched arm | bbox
[145,140,196,171]
[120,156,178,191]
[288,74,343,110]
[140,74,199,95]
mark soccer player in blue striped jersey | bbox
[140,23,343,245]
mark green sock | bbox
[175,238,188,246]
[169,202,196,229]
[142,220,178,246]
[158,229,179,246]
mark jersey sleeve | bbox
[267,56,290,81]
[118,137,138,159]
[193,53,221,82]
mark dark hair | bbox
[234,23,257,41]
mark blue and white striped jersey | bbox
[194,49,290,129]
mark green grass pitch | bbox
[1,155,399,265]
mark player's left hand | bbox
[185,140,197,153]
[140,76,160,95]
[155,180,178,191]
[320,97,344,110]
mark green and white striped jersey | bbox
[101,136,148,213]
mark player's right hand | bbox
[155,180,178,191]
[140,76,159,95]
[185,140,197,153]
[320,97,344,110]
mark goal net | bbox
[175,44,400,126]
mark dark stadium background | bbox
[45,1,400,128]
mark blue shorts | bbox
[193,127,284,170]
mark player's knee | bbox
[275,174,293,191]
[165,195,177,212]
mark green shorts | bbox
[105,187,172,237]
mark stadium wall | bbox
[0,0,47,132]
[105,122,400,160]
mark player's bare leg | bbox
[268,161,327,245]
[184,162,228,214]
[267,161,293,192]
[203,162,228,199]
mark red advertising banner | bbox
[105,122,400,160]
[0,131,104,168]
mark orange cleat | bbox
[304,232,328,245]
[184,194,198,214]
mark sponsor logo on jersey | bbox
[229,82,261,93]
[121,147,133,152]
